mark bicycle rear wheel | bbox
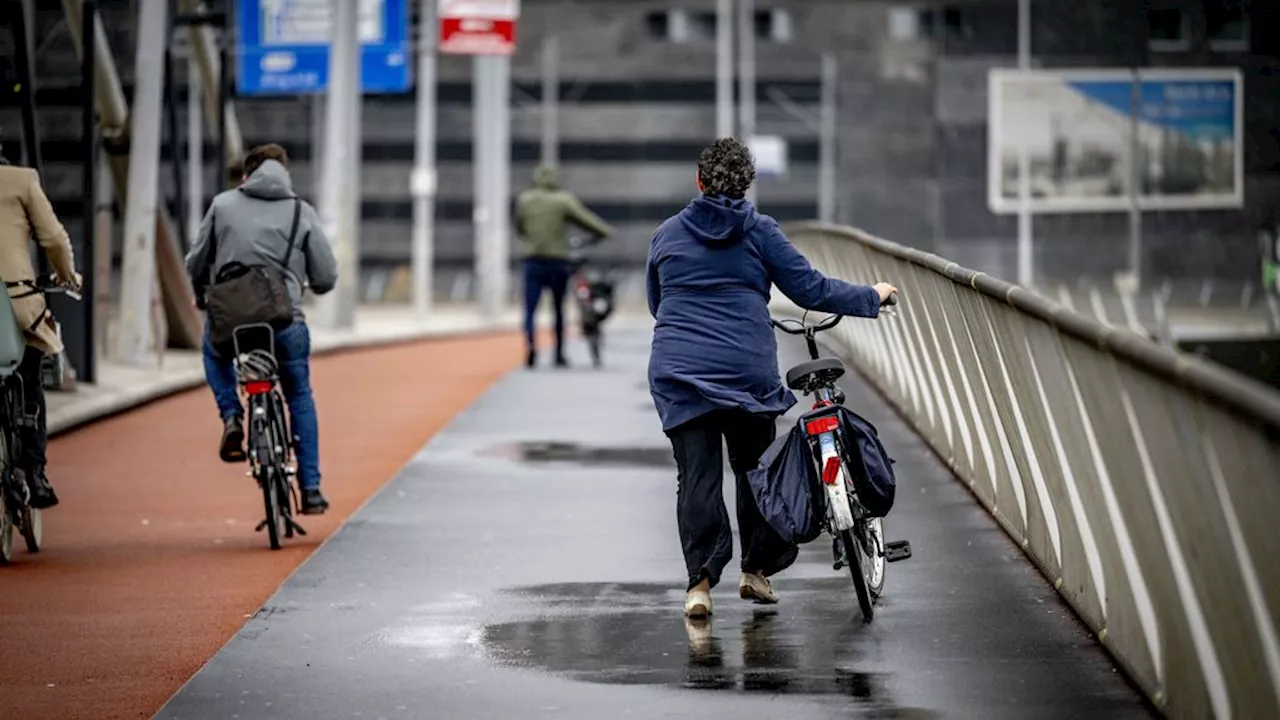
[262,467,282,550]
[588,333,602,368]
[840,528,874,623]
[864,518,886,599]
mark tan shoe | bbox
[739,572,779,604]
[684,587,712,618]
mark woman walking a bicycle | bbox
[646,138,898,618]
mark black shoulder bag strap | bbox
[278,198,303,272]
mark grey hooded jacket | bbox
[186,160,338,320]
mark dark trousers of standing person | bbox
[523,257,573,364]
[666,409,798,591]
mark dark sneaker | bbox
[300,488,329,515]
[554,354,570,369]
[26,468,59,510]
[526,349,537,369]
[219,415,246,463]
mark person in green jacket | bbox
[516,164,615,368]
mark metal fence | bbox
[773,222,1280,720]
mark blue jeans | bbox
[523,257,573,354]
[202,322,321,490]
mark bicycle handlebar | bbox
[770,292,898,335]
[11,274,82,301]
[771,314,841,335]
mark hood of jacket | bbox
[532,164,559,190]
[678,194,755,249]
[238,160,296,200]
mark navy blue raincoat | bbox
[646,196,881,432]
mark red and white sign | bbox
[439,0,520,56]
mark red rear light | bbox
[805,416,839,436]
[822,456,841,485]
[244,380,274,396]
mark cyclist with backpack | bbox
[185,144,338,515]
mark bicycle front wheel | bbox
[19,505,41,553]
[0,490,12,565]
[840,528,874,623]
[0,431,14,565]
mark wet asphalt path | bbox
[156,327,1149,719]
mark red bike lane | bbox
[0,333,522,720]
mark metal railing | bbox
[774,222,1280,720]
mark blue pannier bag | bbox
[747,407,897,546]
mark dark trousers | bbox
[15,346,47,472]
[202,323,322,490]
[523,257,573,356]
[667,409,797,591]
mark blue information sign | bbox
[237,0,411,96]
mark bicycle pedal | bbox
[885,540,913,563]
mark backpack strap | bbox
[279,198,302,270]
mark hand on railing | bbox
[874,282,900,316]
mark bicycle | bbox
[232,323,307,550]
[0,275,80,564]
[568,235,615,369]
[771,295,912,622]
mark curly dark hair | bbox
[243,142,289,177]
[697,137,755,199]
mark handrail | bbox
[777,221,1280,719]
[786,221,1280,430]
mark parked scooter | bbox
[567,235,615,368]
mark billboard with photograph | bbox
[988,68,1242,214]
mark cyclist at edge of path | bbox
[185,143,338,515]
[646,137,898,619]
[515,164,615,369]
[0,151,83,509]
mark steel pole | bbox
[312,94,324,200]
[187,51,203,238]
[473,56,496,317]
[818,53,837,224]
[411,0,437,317]
[737,0,756,202]
[1127,72,1143,289]
[540,34,559,165]
[81,0,98,383]
[114,0,169,364]
[716,0,734,138]
[316,0,360,329]
[163,45,188,251]
[494,55,512,315]
[1015,0,1033,287]
[177,0,243,165]
[217,20,229,188]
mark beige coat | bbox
[0,166,76,355]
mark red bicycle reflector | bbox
[822,456,841,485]
[244,381,273,396]
[805,416,839,436]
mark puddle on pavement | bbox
[474,581,936,715]
[497,441,674,468]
